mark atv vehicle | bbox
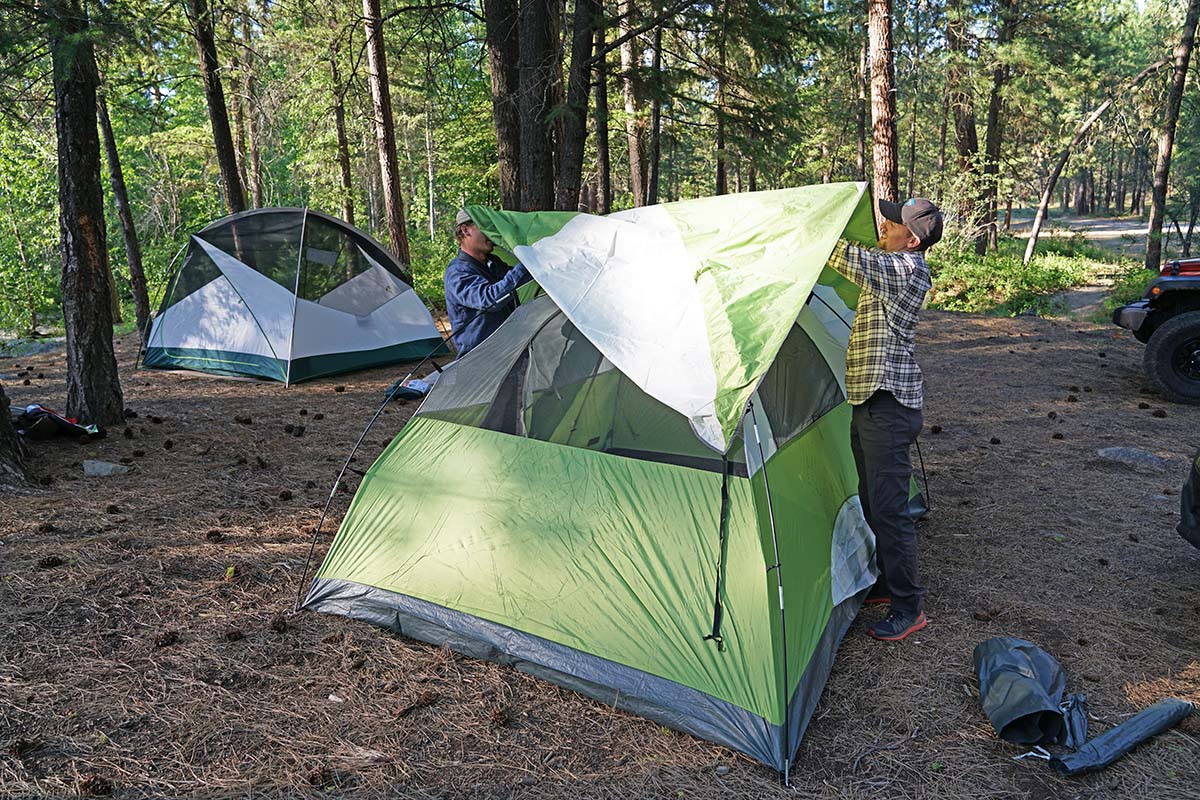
[1112,257,1200,403]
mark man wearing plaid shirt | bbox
[826,197,943,642]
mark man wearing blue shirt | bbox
[443,208,531,356]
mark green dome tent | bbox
[144,208,448,385]
[303,184,911,774]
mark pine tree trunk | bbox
[868,0,899,208]
[556,0,602,211]
[485,0,522,209]
[0,381,27,488]
[187,0,247,214]
[647,19,663,205]
[518,0,557,211]
[593,20,613,215]
[424,85,438,239]
[620,0,648,205]
[242,12,264,208]
[981,0,1014,252]
[857,34,868,182]
[51,7,125,427]
[230,22,249,195]
[363,126,383,233]
[97,92,150,341]
[948,0,983,250]
[1116,152,1126,213]
[363,0,411,266]
[935,89,948,199]
[715,0,729,196]
[1146,0,1200,272]
[329,51,356,226]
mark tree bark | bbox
[948,0,982,249]
[518,0,557,210]
[186,0,247,214]
[363,0,411,266]
[1146,0,1200,271]
[593,19,612,214]
[868,0,899,208]
[241,12,264,208]
[0,381,27,488]
[556,0,602,210]
[981,0,1015,252]
[424,97,439,237]
[329,49,356,226]
[857,32,868,182]
[647,17,663,205]
[51,6,125,427]
[714,0,729,196]
[620,0,648,205]
[485,0,522,208]
[1023,59,1168,263]
[97,91,150,342]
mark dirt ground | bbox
[1,309,1198,799]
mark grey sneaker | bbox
[869,610,927,641]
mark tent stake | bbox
[749,399,791,784]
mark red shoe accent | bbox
[863,596,892,606]
[869,613,928,641]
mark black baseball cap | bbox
[879,197,943,250]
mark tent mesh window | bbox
[756,320,845,451]
[197,211,303,289]
[159,241,226,314]
[298,216,412,316]
[418,295,844,473]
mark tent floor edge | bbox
[287,338,451,383]
[142,346,287,382]
[304,576,785,769]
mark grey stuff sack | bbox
[973,637,1070,746]
[1049,698,1194,777]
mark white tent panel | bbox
[291,286,440,359]
[512,206,720,443]
[149,273,277,359]
[195,237,295,357]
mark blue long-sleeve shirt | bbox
[443,250,530,356]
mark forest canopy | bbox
[0,0,1194,337]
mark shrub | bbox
[927,248,1091,315]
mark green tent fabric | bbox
[467,184,874,451]
[304,185,914,774]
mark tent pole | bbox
[749,398,791,784]
[285,208,308,387]
[135,238,191,371]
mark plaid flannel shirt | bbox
[825,238,931,409]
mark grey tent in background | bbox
[144,208,448,385]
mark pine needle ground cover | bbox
[0,317,1197,799]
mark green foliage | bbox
[1102,262,1156,316]
[927,248,1092,315]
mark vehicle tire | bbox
[1144,310,1200,404]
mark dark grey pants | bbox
[850,390,926,617]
